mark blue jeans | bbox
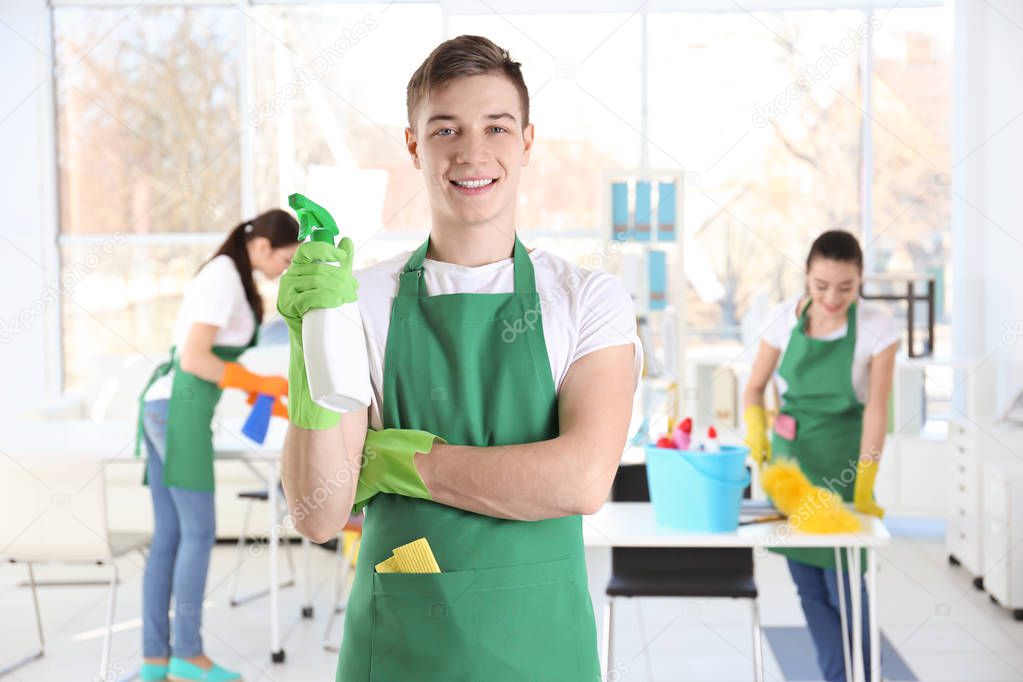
[787,558,873,682]
[141,399,216,659]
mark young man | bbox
[279,35,642,681]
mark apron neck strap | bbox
[800,298,858,328]
[398,235,535,298]
[511,237,536,293]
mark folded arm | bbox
[415,343,637,521]
[282,407,368,543]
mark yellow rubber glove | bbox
[853,452,885,518]
[743,405,771,465]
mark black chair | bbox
[601,463,764,682]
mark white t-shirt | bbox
[145,255,256,401]
[761,295,900,404]
[355,248,644,430]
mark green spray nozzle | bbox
[289,193,339,245]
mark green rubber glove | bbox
[352,428,446,514]
[276,239,359,429]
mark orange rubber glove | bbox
[246,392,288,419]
[219,362,288,398]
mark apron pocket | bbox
[369,557,588,682]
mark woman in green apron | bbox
[278,36,639,682]
[743,230,899,682]
[137,211,297,682]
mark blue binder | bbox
[634,180,652,242]
[648,250,667,311]
[612,182,629,241]
[657,180,677,242]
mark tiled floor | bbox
[2,520,1022,682]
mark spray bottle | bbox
[672,417,693,451]
[704,426,720,453]
[289,193,371,413]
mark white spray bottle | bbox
[289,193,371,413]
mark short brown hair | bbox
[406,35,530,130]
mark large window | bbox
[648,10,866,343]
[56,6,244,236]
[248,2,444,247]
[52,1,952,390]
[870,6,952,347]
[54,5,245,387]
[447,11,643,234]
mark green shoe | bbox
[140,662,168,681]
[167,657,242,682]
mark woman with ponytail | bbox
[135,209,298,682]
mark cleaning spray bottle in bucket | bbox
[288,193,371,413]
[704,426,720,453]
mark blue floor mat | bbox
[764,626,916,681]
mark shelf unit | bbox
[602,169,688,434]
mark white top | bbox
[582,502,890,548]
[355,247,644,430]
[145,255,256,401]
[760,295,900,404]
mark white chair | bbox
[227,484,297,607]
[0,454,149,679]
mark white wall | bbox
[0,0,59,420]
[952,0,1023,415]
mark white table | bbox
[583,502,890,682]
[0,417,303,664]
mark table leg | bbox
[301,537,314,618]
[848,548,865,682]
[868,549,879,682]
[268,479,284,663]
[835,548,852,682]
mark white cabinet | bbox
[947,418,1023,609]
[981,458,1023,619]
[877,433,952,516]
[947,420,984,581]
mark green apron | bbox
[135,322,258,492]
[337,237,601,682]
[771,300,863,569]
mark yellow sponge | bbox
[374,555,400,573]
[393,537,441,573]
[762,460,861,534]
[374,537,441,574]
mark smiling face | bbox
[806,257,861,317]
[405,72,533,231]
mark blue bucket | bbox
[644,444,750,532]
